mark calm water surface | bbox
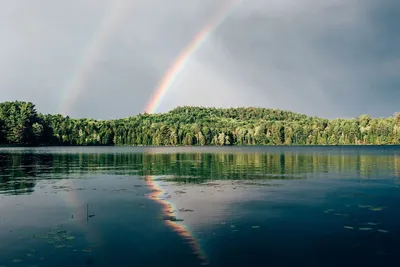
[1,146,400,267]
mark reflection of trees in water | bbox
[395,155,400,178]
[0,153,56,194]
[0,150,399,195]
[0,179,36,195]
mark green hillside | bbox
[0,101,399,146]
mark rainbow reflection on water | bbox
[145,175,208,265]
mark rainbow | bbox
[144,0,241,114]
[59,1,135,116]
[145,175,208,265]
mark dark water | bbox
[1,146,400,267]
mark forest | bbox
[0,101,399,146]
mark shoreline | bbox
[1,144,399,148]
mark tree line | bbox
[1,101,400,146]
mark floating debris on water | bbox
[334,213,349,216]
[32,225,77,252]
[358,205,373,209]
[230,225,236,228]
[161,215,184,222]
[150,189,160,193]
[252,226,260,229]
[12,259,23,263]
[369,207,385,212]
[324,209,335,213]
[358,205,385,211]
[178,208,194,212]
[377,229,389,233]
[366,222,379,226]
[344,226,354,230]
[358,227,373,231]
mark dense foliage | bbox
[1,101,400,146]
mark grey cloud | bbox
[0,0,399,119]
[208,0,400,118]
[0,0,118,115]
[159,34,253,111]
[0,0,227,118]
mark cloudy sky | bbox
[0,0,399,119]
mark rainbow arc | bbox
[144,0,241,114]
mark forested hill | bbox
[165,106,311,122]
[0,101,399,146]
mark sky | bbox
[0,0,399,119]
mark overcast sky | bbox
[0,0,399,119]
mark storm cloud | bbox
[0,0,399,119]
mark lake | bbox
[1,146,400,267]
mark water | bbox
[1,146,400,267]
